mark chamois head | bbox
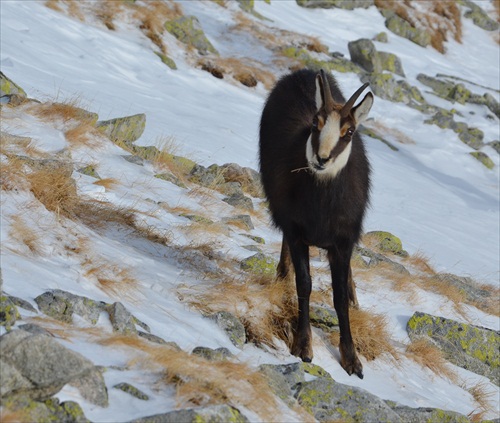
[306,70,373,178]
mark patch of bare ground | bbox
[99,335,283,421]
[374,0,462,53]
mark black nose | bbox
[317,156,328,166]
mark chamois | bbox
[259,69,373,378]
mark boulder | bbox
[96,113,146,144]
[221,214,254,230]
[384,14,431,47]
[208,311,246,348]
[310,304,339,332]
[0,295,20,330]
[240,253,277,276]
[470,152,495,169]
[364,231,408,257]
[130,405,249,423]
[165,16,218,56]
[377,51,405,77]
[407,311,500,385]
[461,0,499,31]
[0,329,108,406]
[222,192,254,210]
[387,403,470,423]
[192,346,234,361]
[295,377,402,422]
[0,72,27,105]
[107,302,138,335]
[34,290,105,325]
[348,38,382,73]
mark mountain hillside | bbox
[1,1,499,422]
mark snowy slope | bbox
[1,0,499,421]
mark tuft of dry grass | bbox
[93,177,120,190]
[9,215,42,255]
[99,335,282,421]
[330,307,398,362]
[404,251,436,275]
[29,97,93,123]
[184,274,297,349]
[467,380,496,422]
[83,257,138,299]
[405,337,458,382]
[45,0,84,20]
[0,155,29,191]
[27,165,79,218]
[374,0,462,53]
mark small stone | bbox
[192,346,234,361]
[114,382,149,400]
[208,311,246,348]
[240,253,277,276]
[107,302,137,335]
[222,193,254,210]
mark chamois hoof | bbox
[342,357,364,379]
[291,338,313,363]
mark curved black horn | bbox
[341,82,370,118]
[320,69,334,110]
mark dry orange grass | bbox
[467,380,496,422]
[494,0,500,21]
[0,155,30,191]
[330,307,399,362]
[8,215,42,255]
[45,0,84,20]
[27,165,79,218]
[99,335,282,421]
[29,97,94,124]
[184,274,297,349]
[0,131,46,158]
[83,258,138,300]
[405,337,458,382]
[93,177,120,190]
[374,0,462,53]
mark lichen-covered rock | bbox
[220,163,264,198]
[259,362,305,404]
[154,52,177,70]
[35,290,105,325]
[208,311,246,348]
[222,192,254,210]
[2,396,90,423]
[461,0,499,31]
[373,31,388,43]
[107,302,137,335]
[165,16,218,56]
[407,311,500,385]
[295,377,402,422]
[310,304,339,332]
[188,163,217,187]
[388,404,470,423]
[0,295,20,330]
[240,252,277,276]
[296,0,373,9]
[114,382,149,400]
[488,140,500,154]
[155,172,186,189]
[192,346,234,361]
[241,233,265,244]
[0,72,27,105]
[130,404,249,423]
[424,109,484,150]
[364,231,408,257]
[0,330,108,405]
[96,113,146,144]
[138,331,170,345]
[354,246,410,274]
[348,38,382,73]
[470,151,494,169]
[377,51,405,77]
[77,164,101,179]
[384,14,431,47]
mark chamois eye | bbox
[312,116,319,129]
[347,128,354,137]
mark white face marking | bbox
[318,113,340,159]
[315,142,352,180]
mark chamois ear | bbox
[315,73,324,111]
[352,92,373,126]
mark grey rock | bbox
[385,14,431,47]
[69,367,108,407]
[240,252,277,276]
[130,404,249,423]
[18,324,53,337]
[241,233,265,244]
[219,181,244,197]
[3,396,89,423]
[164,16,218,56]
[462,0,499,31]
[348,38,382,73]
[208,311,246,348]
[378,51,405,77]
[0,295,19,329]
[0,71,27,105]
[5,295,37,314]
[35,290,105,325]
[373,32,388,43]
[310,304,339,332]
[407,311,500,385]
[354,246,410,275]
[189,163,217,187]
[122,154,145,165]
[431,273,493,307]
[192,346,234,361]
[0,359,33,398]
[77,165,101,179]
[488,140,500,154]
[96,113,146,144]
[388,404,470,423]
[221,214,254,230]
[222,192,254,210]
[107,302,137,335]
[114,382,149,400]
[0,330,107,405]
[296,0,373,9]
[138,331,169,345]
[155,172,186,189]
[220,163,263,198]
[295,377,402,422]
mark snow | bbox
[1,0,499,421]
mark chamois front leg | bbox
[347,265,359,309]
[276,236,294,283]
[288,238,313,362]
[329,246,363,378]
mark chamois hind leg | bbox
[287,237,313,362]
[347,265,359,309]
[276,236,294,282]
[328,245,363,378]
